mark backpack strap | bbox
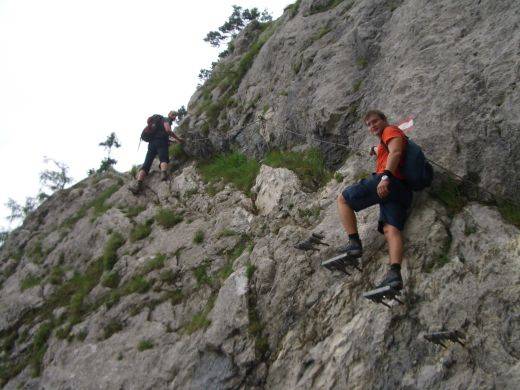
[379,127,390,152]
[379,130,409,181]
[379,139,389,152]
[379,130,409,152]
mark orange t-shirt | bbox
[376,125,407,180]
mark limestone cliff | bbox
[1,0,519,389]
[185,0,520,202]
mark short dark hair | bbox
[363,110,387,123]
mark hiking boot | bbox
[129,180,143,195]
[376,268,403,290]
[337,239,363,257]
[161,170,168,182]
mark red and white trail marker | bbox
[397,116,415,132]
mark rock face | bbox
[1,1,519,389]
[1,160,518,389]
[252,165,306,215]
[184,0,520,203]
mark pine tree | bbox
[97,132,121,173]
[39,157,72,193]
[203,5,272,48]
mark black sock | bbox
[390,263,401,272]
[348,233,360,242]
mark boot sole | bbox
[376,280,403,290]
[337,249,363,258]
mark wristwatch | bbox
[381,175,389,181]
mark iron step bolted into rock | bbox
[321,252,362,276]
[362,282,404,308]
[423,330,466,348]
[294,232,329,252]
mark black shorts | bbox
[141,138,169,174]
[342,174,413,233]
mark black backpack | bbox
[381,135,433,191]
[400,138,434,190]
[141,114,165,142]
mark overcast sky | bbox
[0,0,292,231]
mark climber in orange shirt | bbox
[337,109,412,290]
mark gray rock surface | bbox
[1,161,519,389]
[184,0,520,203]
[252,165,307,216]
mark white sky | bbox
[0,0,292,231]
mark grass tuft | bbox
[298,206,321,220]
[184,296,215,334]
[27,241,44,263]
[102,232,125,271]
[497,200,520,228]
[193,263,212,287]
[218,261,234,281]
[356,57,368,69]
[0,259,105,383]
[55,324,72,340]
[20,274,43,291]
[314,26,332,40]
[130,222,152,242]
[76,329,88,341]
[464,224,477,236]
[246,263,256,279]
[198,152,260,196]
[285,0,302,18]
[142,253,166,273]
[61,182,123,229]
[54,260,104,325]
[123,275,151,295]
[247,291,269,358]
[264,148,332,191]
[352,79,363,92]
[101,270,120,289]
[104,291,121,309]
[130,165,139,178]
[159,269,177,284]
[168,144,189,161]
[92,184,121,217]
[122,205,145,219]
[292,58,303,74]
[226,236,250,262]
[30,321,54,376]
[308,0,345,15]
[425,234,452,273]
[137,339,154,351]
[217,228,239,238]
[163,288,184,306]
[49,266,65,285]
[193,230,205,244]
[430,177,466,216]
[102,319,124,340]
[155,208,183,229]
